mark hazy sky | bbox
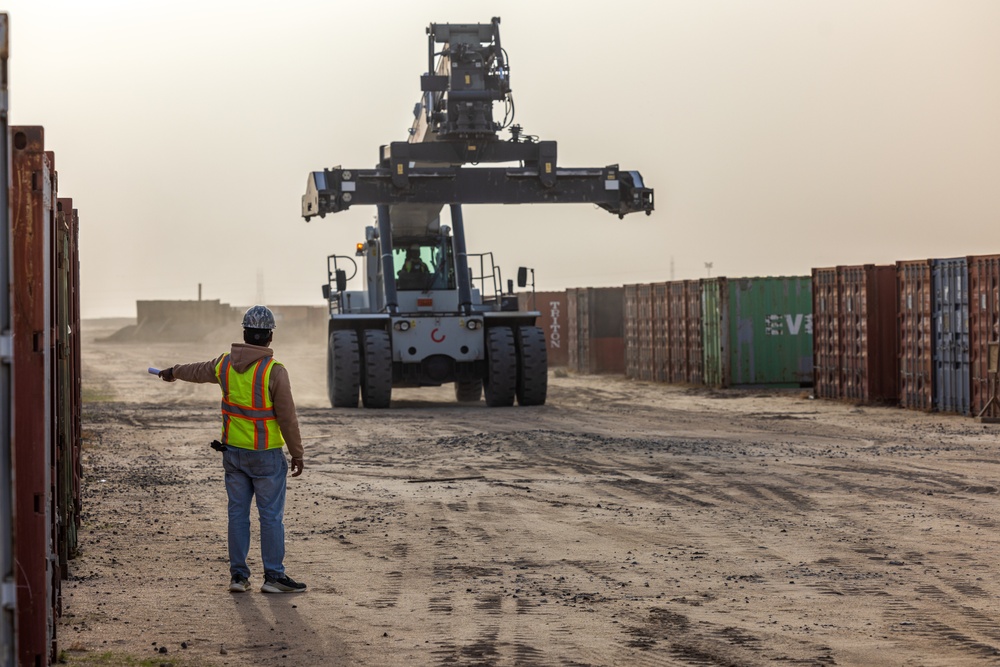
[7,1,1000,317]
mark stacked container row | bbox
[624,277,813,388]
[4,75,85,667]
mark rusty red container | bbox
[667,282,688,383]
[684,280,703,384]
[897,260,934,410]
[567,287,625,374]
[12,126,56,667]
[623,285,639,379]
[652,283,669,382]
[636,284,654,381]
[840,265,899,403]
[968,254,1000,416]
[517,291,569,367]
[812,268,840,398]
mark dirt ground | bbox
[60,319,1000,666]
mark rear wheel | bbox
[483,327,516,407]
[516,325,548,406]
[328,330,360,408]
[361,329,393,408]
[455,379,483,403]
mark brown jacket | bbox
[172,343,304,459]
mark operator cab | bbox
[394,238,456,292]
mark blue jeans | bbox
[222,447,288,579]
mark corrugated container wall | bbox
[701,278,728,387]
[839,265,899,404]
[812,268,840,399]
[968,255,1000,417]
[0,15,14,666]
[652,283,670,382]
[517,291,569,367]
[567,287,625,374]
[897,260,934,410]
[933,259,970,415]
[637,284,654,381]
[624,285,639,379]
[684,281,703,385]
[12,126,56,667]
[667,282,688,383]
[703,277,813,387]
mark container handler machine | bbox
[302,18,654,408]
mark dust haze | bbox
[7,0,1000,317]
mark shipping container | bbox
[652,283,669,382]
[623,285,640,379]
[897,260,934,411]
[839,265,899,404]
[812,268,841,399]
[667,282,688,383]
[701,278,728,387]
[968,254,1000,417]
[0,16,13,666]
[567,287,625,374]
[517,291,569,368]
[933,258,970,415]
[636,284,654,381]
[684,280,703,385]
[12,125,57,667]
[703,277,813,387]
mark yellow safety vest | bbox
[214,354,286,450]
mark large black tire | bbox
[483,327,517,407]
[454,379,483,403]
[328,330,360,408]
[516,325,548,406]
[361,329,393,409]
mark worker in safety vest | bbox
[156,305,306,593]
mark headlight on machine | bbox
[466,320,481,330]
[393,320,412,332]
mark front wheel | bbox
[516,325,548,406]
[483,327,516,407]
[328,330,360,408]
[361,329,393,409]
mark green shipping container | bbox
[702,276,813,387]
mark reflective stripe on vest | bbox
[214,354,286,451]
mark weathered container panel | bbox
[701,278,728,387]
[812,267,841,399]
[652,283,669,382]
[636,284,654,381]
[840,265,899,403]
[684,281,703,385]
[566,287,624,375]
[623,285,639,379]
[667,282,687,383]
[933,258,969,415]
[898,260,934,410]
[728,277,813,386]
[517,291,569,368]
[12,125,55,667]
[0,17,15,665]
[968,254,1000,417]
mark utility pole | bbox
[704,262,713,278]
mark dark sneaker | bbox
[261,574,306,594]
[229,574,250,593]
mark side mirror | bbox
[517,267,528,288]
[335,269,347,292]
[321,284,331,300]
